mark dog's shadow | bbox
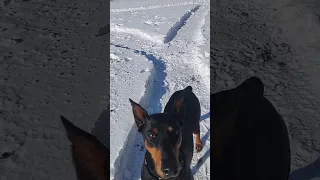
[91,109,110,149]
[289,157,320,180]
[192,149,210,175]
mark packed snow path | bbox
[110,0,210,179]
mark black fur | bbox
[130,86,201,180]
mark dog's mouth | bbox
[164,172,180,179]
[161,171,180,179]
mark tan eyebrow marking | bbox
[168,126,173,132]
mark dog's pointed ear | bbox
[238,77,264,97]
[60,116,108,180]
[129,99,148,132]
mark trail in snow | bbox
[110,1,208,13]
[110,0,210,179]
[110,25,164,45]
[164,5,201,44]
[111,43,167,180]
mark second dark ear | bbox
[174,93,185,116]
[174,94,185,126]
[129,99,149,132]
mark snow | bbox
[1,0,318,179]
[110,0,210,179]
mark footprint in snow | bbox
[125,57,132,62]
[144,20,160,26]
[0,150,15,160]
[144,20,153,25]
[110,54,120,61]
[140,68,150,73]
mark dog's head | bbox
[60,116,108,180]
[129,95,185,179]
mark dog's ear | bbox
[174,94,184,115]
[238,77,264,97]
[129,99,149,132]
[173,94,185,126]
[60,116,108,180]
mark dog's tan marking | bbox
[144,140,165,178]
[193,132,203,152]
[175,97,184,114]
[168,126,173,132]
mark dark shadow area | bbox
[192,148,210,175]
[209,77,291,179]
[191,128,210,175]
[289,157,320,180]
[91,108,110,149]
[0,151,16,160]
[200,129,210,148]
[192,111,210,174]
[200,111,210,122]
[200,112,210,147]
[95,23,110,37]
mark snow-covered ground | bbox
[0,0,108,179]
[1,0,319,179]
[110,0,210,179]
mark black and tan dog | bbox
[129,86,203,180]
[211,77,291,179]
[60,116,109,180]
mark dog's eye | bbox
[148,133,155,139]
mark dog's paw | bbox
[195,141,203,152]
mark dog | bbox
[60,116,109,180]
[129,86,203,180]
[211,77,291,179]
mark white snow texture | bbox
[110,0,210,179]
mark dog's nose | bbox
[162,168,173,176]
[163,168,170,174]
[162,167,181,177]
